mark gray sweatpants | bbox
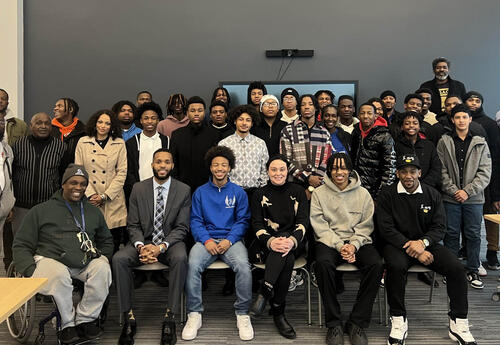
[32,255,112,329]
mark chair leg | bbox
[378,286,383,324]
[384,286,389,327]
[429,271,436,303]
[298,267,312,326]
[181,292,187,324]
[318,291,323,327]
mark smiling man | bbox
[51,98,85,163]
[311,152,383,345]
[13,164,113,345]
[182,145,254,341]
[377,154,477,345]
[114,148,191,345]
[419,57,466,114]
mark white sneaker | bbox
[478,263,487,277]
[288,271,297,292]
[387,316,407,345]
[466,272,484,289]
[449,318,477,344]
[236,314,254,341]
[181,312,202,340]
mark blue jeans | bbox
[443,202,483,272]
[186,241,252,315]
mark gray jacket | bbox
[437,133,491,204]
[0,140,15,230]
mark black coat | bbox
[251,115,287,156]
[170,123,221,192]
[124,133,170,201]
[350,125,396,199]
[419,77,466,115]
[394,135,442,189]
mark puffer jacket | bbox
[351,122,396,199]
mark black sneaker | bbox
[345,321,368,345]
[486,250,500,270]
[466,271,484,289]
[58,326,80,344]
[77,320,103,340]
[326,325,344,345]
[458,247,467,260]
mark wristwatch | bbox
[307,185,315,193]
[100,193,107,202]
[421,238,430,248]
[159,243,167,253]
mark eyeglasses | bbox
[262,102,278,107]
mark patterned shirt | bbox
[219,133,269,189]
[280,119,333,183]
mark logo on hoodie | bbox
[225,195,236,209]
[420,204,431,213]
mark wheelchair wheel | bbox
[6,263,37,344]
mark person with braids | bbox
[75,109,127,253]
[249,155,308,339]
[158,93,189,138]
[51,97,85,163]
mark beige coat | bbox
[75,136,127,229]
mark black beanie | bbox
[380,90,397,100]
[281,88,299,104]
[464,91,484,103]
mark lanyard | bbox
[64,201,86,233]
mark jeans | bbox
[186,241,252,315]
[443,202,483,272]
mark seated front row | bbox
[12,150,477,345]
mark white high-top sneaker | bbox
[387,316,408,345]
[181,312,202,340]
[449,318,477,345]
[236,314,254,341]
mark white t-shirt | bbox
[138,132,162,181]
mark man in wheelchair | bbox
[13,164,113,344]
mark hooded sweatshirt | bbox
[13,190,113,277]
[310,170,374,252]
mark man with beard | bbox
[337,95,358,134]
[113,148,191,345]
[464,91,500,271]
[7,113,69,269]
[0,88,29,146]
[112,100,142,142]
[170,96,221,192]
[158,94,190,138]
[419,57,466,115]
[125,102,169,201]
[136,90,153,107]
[351,103,396,200]
[209,100,233,139]
[377,154,477,345]
[380,90,400,125]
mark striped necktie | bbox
[152,185,165,245]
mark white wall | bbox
[0,0,23,119]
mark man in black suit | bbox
[113,148,191,345]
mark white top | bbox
[397,181,423,195]
[0,142,5,191]
[338,117,359,134]
[138,132,162,181]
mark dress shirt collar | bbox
[397,181,423,194]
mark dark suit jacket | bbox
[124,133,170,201]
[127,177,191,247]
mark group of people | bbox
[1,56,498,345]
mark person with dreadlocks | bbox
[158,93,189,138]
[51,97,85,163]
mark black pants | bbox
[383,243,468,319]
[263,249,298,307]
[2,221,13,270]
[315,242,383,328]
[110,226,128,254]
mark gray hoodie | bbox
[437,134,491,204]
[310,170,374,252]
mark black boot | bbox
[271,303,296,339]
[161,309,177,345]
[118,310,137,345]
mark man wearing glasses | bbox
[13,164,113,345]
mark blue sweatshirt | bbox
[191,178,250,245]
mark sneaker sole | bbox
[469,283,484,289]
[449,330,474,344]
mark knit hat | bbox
[280,88,299,104]
[380,90,397,100]
[62,164,89,184]
[396,154,421,170]
[260,95,280,112]
[463,91,483,103]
